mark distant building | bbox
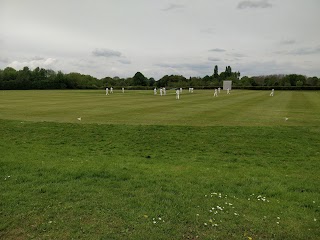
[223,80,232,90]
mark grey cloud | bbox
[31,56,45,61]
[237,0,272,9]
[201,27,216,35]
[162,4,185,11]
[238,60,305,77]
[209,48,226,52]
[118,59,131,64]
[208,57,221,62]
[280,40,296,45]
[275,46,320,55]
[0,57,9,63]
[290,47,320,55]
[157,62,211,71]
[229,53,247,58]
[92,48,122,58]
[70,59,96,68]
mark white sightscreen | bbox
[223,81,232,90]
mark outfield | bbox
[0,90,319,239]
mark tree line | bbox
[0,65,319,90]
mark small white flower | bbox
[204,223,208,226]
[276,222,279,224]
[158,217,162,221]
[277,217,280,220]
[196,214,199,216]
[314,218,317,222]
[153,221,156,224]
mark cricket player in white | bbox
[176,89,180,99]
[270,89,274,96]
[214,89,218,97]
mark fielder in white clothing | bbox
[110,87,113,94]
[227,88,230,94]
[176,89,180,99]
[154,88,157,95]
[106,87,109,95]
[270,89,274,96]
[214,89,218,97]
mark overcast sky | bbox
[1,0,319,79]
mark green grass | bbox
[0,90,319,239]
[0,89,319,126]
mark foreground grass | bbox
[1,119,319,239]
[1,90,319,239]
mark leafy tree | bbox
[203,75,212,84]
[296,80,303,87]
[306,77,319,86]
[219,72,226,80]
[132,72,147,86]
[213,65,219,79]
[225,66,232,77]
[3,67,17,81]
[148,77,155,87]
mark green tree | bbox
[132,72,147,86]
[306,77,319,86]
[148,77,155,87]
[213,65,219,79]
[3,67,17,81]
